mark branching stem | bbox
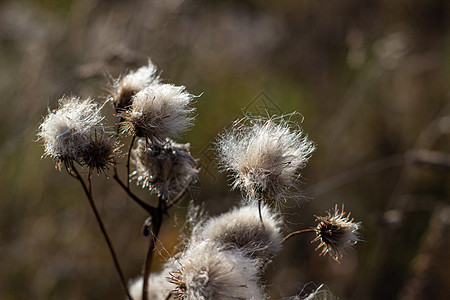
[282,228,316,243]
[69,165,132,300]
[142,196,164,300]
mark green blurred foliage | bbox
[0,0,449,299]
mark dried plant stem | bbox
[282,228,315,243]
[142,196,164,300]
[258,199,265,229]
[126,135,136,188]
[166,177,193,209]
[69,165,132,300]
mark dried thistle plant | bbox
[313,205,361,262]
[38,58,363,300]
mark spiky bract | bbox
[313,205,361,262]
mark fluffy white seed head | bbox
[313,205,362,262]
[113,59,159,111]
[217,117,315,203]
[38,96,108,169]
[121,83,195,140]
[192,204,283,263]
[131,138,198,199]
[168,241,265,300]
[129,270,176,300]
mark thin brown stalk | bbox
[70,165,132,300]
[166,177,194,209]
[142,196,164,300]
[282,228,315,243]
[258,199,265,229]
[126,135,136,188]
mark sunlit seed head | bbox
[121,83,195,140]
[313,205,361,262]
[131,138,198,199]
[112,59,159,112]
[167,241,265,300]
[217,116,315,204]
[193,203,283,264]
[38,96,104,170]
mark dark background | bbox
[0,0,449,299]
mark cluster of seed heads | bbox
[38,59,362,300]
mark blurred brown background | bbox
[0,0,449,299]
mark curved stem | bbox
[282,228,316,243]
[258,199,265,229]
[142,196,164,300]
[70,166,132,300]
[166,177,194,209]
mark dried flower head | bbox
[168,241,265,300]
[121,83,195,140]
[217,116,315,204]
[193,204,283,263]
[79,129,120,173]
[313,205,361,262]
[38,96,105,170]
[112,59,159,112]
[132,138,198,199]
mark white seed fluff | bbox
[113,60,159,111]
[193,204,283,263]
[122,83,195,140]
[217,117,315,203]
[168,240,265,300]
[38,96,104,167]
[132,138,198,199]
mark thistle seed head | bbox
[193,203,283,263]
[112,59,159,112]
[313,205,361,262]
[131,138,198,200]
[217,116,315,204]
[79,129,120,173]
[120,83,195,140]
[38,96,105,170]
[167,241,265,300]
